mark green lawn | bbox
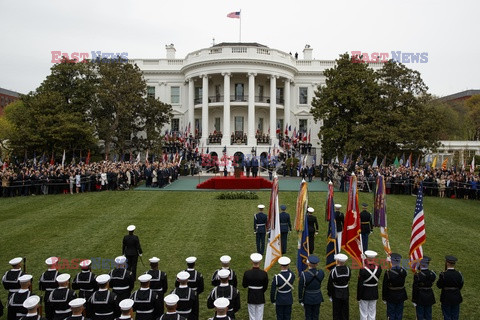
[1,190,479,319]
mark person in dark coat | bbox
[145,257,168,316]
[122,225,143,280]
[327,254,350,320]
[279,205,292,254]
[306,208,318,254]
[206,270,240,319]
[115,299,134,320]
[158,294,186,320]
[45,274,76,320]
[171,272,197,320]
[412,256,436,320]
[242,253,268,320]
[130,274,162,320]
[211,256,237,288]
[254,205,268,255]
[357,250,381,320]
[251,158,259,178]
[109,257,135,303]
[359,203,373,252]
[209,297,232,320]
[72,260,97,301]
[298,255,324,320]
[436,255,463,320]
[382,253,408,320]
[174,257,204,320]
[7,275,33,320]
[270,257,295,320]
[2,257,24,299]
[39,258,60,304]
[86,274,120,320]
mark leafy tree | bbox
[465,94,480,140]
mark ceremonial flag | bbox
[409,183,426,270]
[33,152,37,170]
[227,11,240,18]
[408,153,413,168]
[342,155,347,165]
[326,181,337,270]
[50,152,55,166]
[380,155,387,168]
[393,156,399,168]
[136,152,141,164]
[129,151,133,163]
[276,121,281,134]
[400,153,405,166]
[86,150,91,165]
[61,150,66,168]
[432,156,437,169]
[471,156,476,173]
[265,176,281,271]
[285,124,288,136]
[295,180,309,274]
[372,156,378,168]
[414,155,420,169]
[442,158,448,170]
[145,150,149,164]
[342,174,363,267]
[374,175,392,264]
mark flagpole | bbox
[239,10,242,42]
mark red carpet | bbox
[196,176,273,189]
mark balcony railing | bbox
[193,95,284,105]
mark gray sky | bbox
[1,0,478,97]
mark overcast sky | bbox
[1,0,478,97]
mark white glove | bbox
[413,302,417,307]
[382,300,386,304]
[273,303,275,306]
[139,254,142,257]
[300,302,304,307]
[329,297,333,302]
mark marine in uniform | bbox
[145,257,167,315]
[327,254,350,320]
[242,253,268,320]
[436,255,463,320]
[334,205,344,253]
[3,257,24,299]
[39,258,60,303]
[174,257,203,320]
[20,295,47,320]
[254,205,268,255]
[306,208,318,254]
[208,297,231,320]
[382,253,407,320]
[359,204,373,252]
[72,260,97,301]
[122,225,143,280]
[109,256,134,302]
[279,205,292,254]
[158,294,186,320]
[130,274,162,320]
[86,274,120,320]
[65,298,89,320]
[45,274,77,320]
[206,269,240,319]
[8,274,33,320]
[270,257,295,320]
[412,256,436,320]
[115,299,134,320]
[211,256,237,288]
[357,250,382,320]
[171,272,197,320]
[298,255,324,320]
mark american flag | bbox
[409,183,426,270]
[227,11,240,19]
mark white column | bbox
[284,79,291,134]
[201,75,209,144]
[248,73,256,145]
[270,75,278,146]
[188,78,194,136]
[222,72,231,145]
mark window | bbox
[194,87,202,104]
[195,118,201,135]
[258,118,264,133]
[258,85,264,101]
[171,118,180,133]
[299,119,308,134]
[147,86,155,99]
[235,116,244,133]
[214,117,221,132]
[215,85,221,102]
[299,87,308,104]
[276,87,284,104]
[171,86,180,104]
[235,83,244,101]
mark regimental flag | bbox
[400,153,405,166]
[295,180,309,274]
[409,183,426,271]
[415,155,420,169]
[86,150,91,165]
[33,152,37,170]
[265,176,282,271]
[442,158,448,170]
[61,150,66,168]
[393,156,400,168]
[432,156,437,169]
[471,156,476,174]
[374,175,392,264]
[408,153,413,168]
[342,174,363,267]
[136,152,141,164]
[325,182,337,270]
[50,152,55,166]
[227,11,240,19]
[372,156,378,168]
[380,155,387,168]
[342,155,347,165]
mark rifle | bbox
[23,257,27,273]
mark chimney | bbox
[303,44,313,60]
[166,44,176,59]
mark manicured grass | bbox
[0,189,478,319]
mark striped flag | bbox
[374,175,392,263]
[61,150,66,168]
[227,11,240,19]
[471,156,476,173]
[325,182,337,270]
[342,174,363,267]
[264,176,281,271]
[409,183,426,270]
[295,180,309,274]
[442,158,448,170]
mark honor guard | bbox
[130,274,162,320]
[279,205,292,254]
[45,274,77,320]
[39,258,60,303]
[175,257,203,320]
[306,208,319,254]
[86,274,120,320]
[357,250,382,320]
[327,254,350,320]
[334,205,344,253]
[207,270,240,319]
[270,257,295,320]
[109,256,134,302]
[21,295,47,320]
[298,255,324,320]
[3,257,24,299]
[412,256,436,320]
[145,257,167,315]
[8,275,33,320]
[254,205,268,255]
[171,272,197,320]
[65,298,88,320]
[72,260,97,301]
[382,253,408,320]
[115,299,134,320]
[122,225,143,280]
[359,204,373,252]
[436,255,463,320]
[242,253,268,320]
[158,294,186,320]
[208,298,231,320]
[211,256,237,288]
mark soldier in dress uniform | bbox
[306,208,318,254]
[211,256,237,288]
[357,250,382,320]
[242,253,268,320]
[334,205,344,253]
[382,253,408,320]
[359,204,373,252]
[39,257,60,303]
[327,254,350,320]
[8,274,33,320]
[171,272,197,320]
[21,295,46,320]
[109,256,134,302]
[130,274,162,320]
[436,255,463,320]
[158,294,186,320]
[279,205,292,254]
[122,225,143,280]
[145,257,167,315]
[65,298,88,320]
[86,274,120,320]
[174,257,203,320]
[412,256,436,320]
[208,298,231,320]
[270,257,295,320]
[45,274,77,320]
[3,257,24,299]
[298,255,324,320]
[115,299,134,320]
[207,269,240,319]
[254,205,268,255]
[72,260,97,301]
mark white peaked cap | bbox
[127,225,136,231]
[119,299,134,310]
[278,257,291,265]
[9,257,22,265]
[185,256,197,264]
[214,297,230,309]
[23,296,41,309]
[96,274,111,284]
[364,250,378,259]
[164,294,180,306]
[138,274,152,282]
[250,253,262,263]
[149,257,160,263]
[69,298,86,308]
[220,255,231,263]
[19,274,33,282]
[218,269,230,278]
[177,271,190,281]
[56,274,70,282]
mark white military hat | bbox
[218,269,230,279]
[220,255,231,264]
[257,204,265,209]
[56,274,70,282]
[19,274,33,282]
[127,225,136,231]
[185,256,197,264]
[250,253,262,263]
[177,271,190,281]
[45,257,59,265]
[96,274,111,284]
[138,274,152,282]
[364,250,378,259]
[9,257,22,266]
[79,259,92,269]
[278,257,291,265]
[69,298,86,308]
[307,207,315,213]
[214,297,230,309]
[334,253,348,262]
[334,204,342,209]
[119,299,134,310]
[149,257,160,263]
[164,294,180,306]
[23,295,41,309]
[115,256,127,265]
